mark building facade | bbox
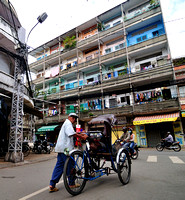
[0,0,40,153]
[29,0,184,147]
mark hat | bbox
[69,113,78,118]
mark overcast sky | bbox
[10,0,185,60]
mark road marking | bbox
[18,180,63,200]
[147,156,157,162]
[169,156,184,164]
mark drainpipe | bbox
[76,28,80,120]
[58,36,61,121]
[121,3,135,114]
[96,17,104,114]
[43,45,46,122]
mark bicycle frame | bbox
[69,140,124,181]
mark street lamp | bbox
[5,12,48,163]
[26,12,48,44]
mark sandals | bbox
[49,186,59,193]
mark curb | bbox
[0,153,57,169]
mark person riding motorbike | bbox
[162,132,174,147]
[128,128,136,155]
[120,127,131,149]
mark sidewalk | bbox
[0,151,57,169]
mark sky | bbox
[10,0,185,60]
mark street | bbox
[0,149,185,200]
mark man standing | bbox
[49,113,88,192]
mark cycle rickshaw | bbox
[63,114,131,196]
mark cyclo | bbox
[63,114,131,196]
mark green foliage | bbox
[89,113,94,117]
[150,0,158,6]
[97,23,105,31]
[173,57,185,67]
[64,35,76,49]
[110,66,115,71]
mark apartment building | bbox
[29,0,184,147]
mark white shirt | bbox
[55,119,75,153]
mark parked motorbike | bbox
[32,140,42,154]
[22,141,31,157]
[156,140,181,152]
[41,140,51,154]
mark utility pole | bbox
[5,12,48,163]
[5,46,25,163]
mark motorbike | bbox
[32,140,42,154]
[22,141,31,157]
[113,140,139,160]
[156,140,181,152]
[41,140,51,154]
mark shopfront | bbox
[133,113,184,147]
[36,125,59,143]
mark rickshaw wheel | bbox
[63,150,88,196]
[117,149,131,185]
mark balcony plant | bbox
[64,35,76,49]
[97,23,105,31]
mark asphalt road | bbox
[0,149,185,200]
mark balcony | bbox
[133,99,179,115]
[99,23,123,39]
[34,99,179,125]
[128,34,167,53]
[78,34,98,48]
[125,5,161,28]
[32,76,44,85]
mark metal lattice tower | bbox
[28,114,35,143]
[5,50,25,163]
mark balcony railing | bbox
[35,99,179,125]
[125,4,161,27]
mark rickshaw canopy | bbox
[88,114,118,126]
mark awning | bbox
[133,112,179,125]
[35,132,46,135]
[37,125,58,132]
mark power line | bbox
[164,17,185,23]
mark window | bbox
[113,21,121,26]
[136,35,147,43]
[104,24,111,30]
[115,43,125,50]
[152,30,159,37]
[87,78,94,84]
[105,48,112,54]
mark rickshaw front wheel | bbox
[117,149,131,185]
[63,150,88,196]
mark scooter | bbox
[41,140,51,154]
[32,140,42,154]
[156,140,181,152]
